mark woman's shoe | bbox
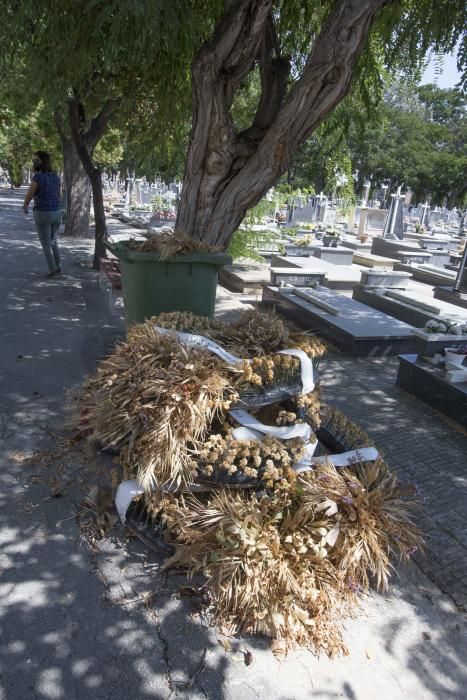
[47,271,56,278]
[55,268,62,274]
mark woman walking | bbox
[23,151,62,277]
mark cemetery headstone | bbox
[362,181,371,206]
[382,187,404,240]
[123,177,133,213]
[420,202,430,227]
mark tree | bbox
[0,109,45,186]
[342,83,466,206]
[175,0,466,247]
[118,98,191,183]
[0,72,60,187]
[417,85,467,207]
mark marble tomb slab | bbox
[270,255,361,290]
[262,285,416,356]
[351,252,395,269]
[219,264,269,292]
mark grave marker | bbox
[382,186,404,240]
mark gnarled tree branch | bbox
[206,0,392,245]
[176,0,273,237]
[241,13,290,141]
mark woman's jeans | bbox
[33,210,61,273]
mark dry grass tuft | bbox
[127,229,223,258]
[298,458,422,591]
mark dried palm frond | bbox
[72,322,237,490]
[78,485,117,541]
[127,229,223,259]
[214,309,325,360]
[160,489,349,656]
[217,309,292,356]
[299,458,422,591]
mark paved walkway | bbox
[0,187,466,700]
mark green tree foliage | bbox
[347,84,466,206]
[0,65,61,183]
[0,103,60,185]
[93,129,124,172]
[1,0,214,261]
[285,80,465,209]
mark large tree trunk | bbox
[62,137,92,237]
[177,0,390,248]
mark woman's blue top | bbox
[32,172,61,211]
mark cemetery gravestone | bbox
[382,191,404,240]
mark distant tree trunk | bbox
[67,95,119,269]
[88,167,107,267]
[61,137,92,237]
[177,0,389,248]
[8,160,23,187]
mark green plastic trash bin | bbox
[105,240,231,323]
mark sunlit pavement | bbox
[0,186,466,700]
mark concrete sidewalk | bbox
[0,187,466,700]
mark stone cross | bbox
[420,201,430,228]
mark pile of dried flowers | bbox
[73,309,422,655]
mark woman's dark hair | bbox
[33,150,53,173]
